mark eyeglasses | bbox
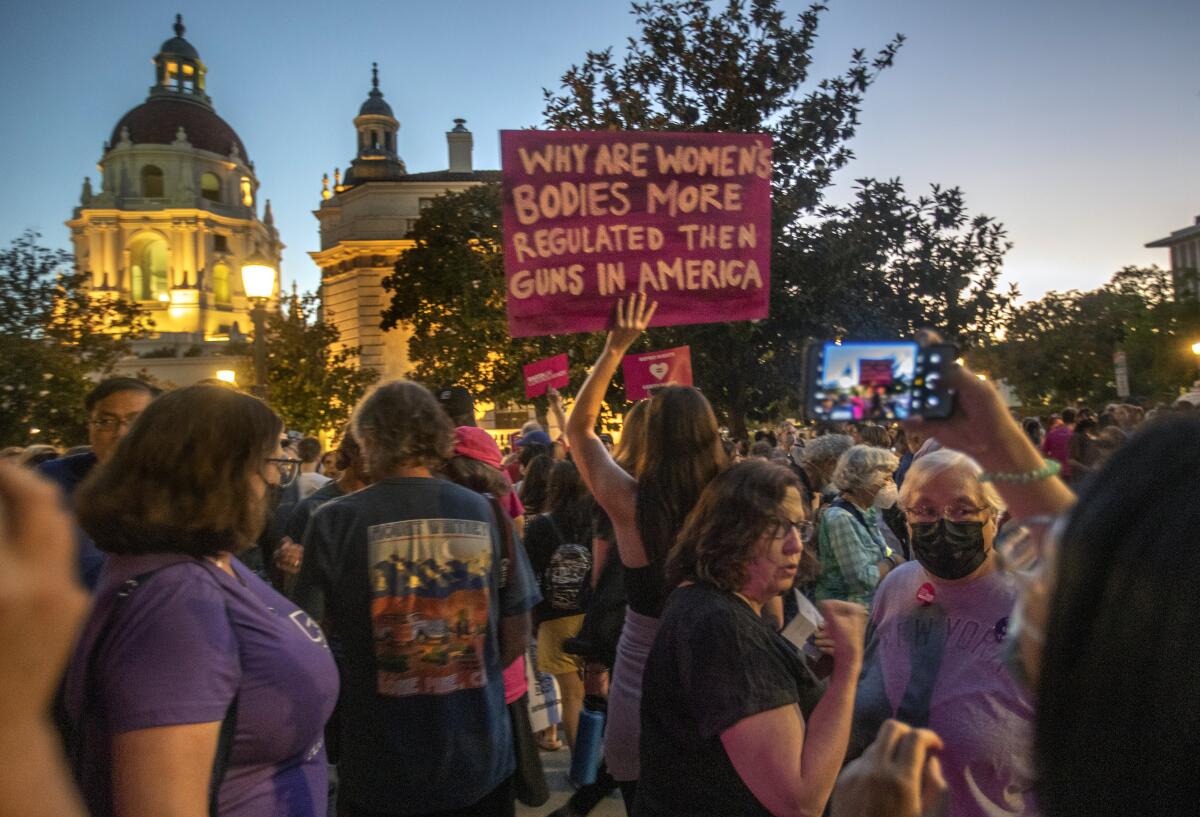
[89,416,139,433]
[265,457,302,487]
[766,518,815,544]
[900,503,990,524]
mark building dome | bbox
[110,97,250,164]
[359,93,394,117]
[158,34,199,61]
[358,63,394,118]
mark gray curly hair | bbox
[352,380,455,477]
[832,444,899,495]
[800,433,854,470]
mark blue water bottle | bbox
[570,695,607,786]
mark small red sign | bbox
[622,345,693,401]
[523,353,570,399]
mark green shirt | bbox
[814,502,888,607]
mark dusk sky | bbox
[2,0,1196,301]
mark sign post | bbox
[1114,350,1130,399]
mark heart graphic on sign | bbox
[649,363,669,380]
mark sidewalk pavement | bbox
[515,745,625,817]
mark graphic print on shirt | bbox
[368,518,492,697]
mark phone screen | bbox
[812,341,919,422]
[805,340,956,422]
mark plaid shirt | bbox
[814,504,889,607]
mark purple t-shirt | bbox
[851,561,1036,817]
[65,552,339,817]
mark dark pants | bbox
[619,779,638,815]
[341,777,514,817]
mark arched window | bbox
[200,172,221,203]
[212,262,231,306]
[129,234,169,302]
[372,130,381,150]
[240,176,253,207]
[141,165,164,198]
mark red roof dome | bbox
[110,97,250,165]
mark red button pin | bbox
[916,582,936,606]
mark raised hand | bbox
[832,720,948,817]
[0,464,88,729]
[605,291,658,354]
[817,599,868,671]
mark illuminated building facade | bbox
[311,64,497,381]
[67,16,281,368]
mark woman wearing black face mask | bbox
[842,449,1036,817]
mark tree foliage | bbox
[381,185,613,420]
[978,267,1199,409]
[246,292,379,436]
[0,230,151,445]
[383,0,1014,434]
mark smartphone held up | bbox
[804,340,958,423]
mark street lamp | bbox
[241,254,276,399]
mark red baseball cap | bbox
[454,426,503,470]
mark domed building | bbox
[67,16,282,378]
[312,64,497,381]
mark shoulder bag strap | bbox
[831,497,872,534]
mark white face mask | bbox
[873,483,899,509]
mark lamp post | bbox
[240,254,276,399]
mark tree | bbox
[381,185,613,422]
[243,292,379,436]
[979,266,1198,409]
[383,0,1014,435]
[0,231,151,445]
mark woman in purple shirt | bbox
[64,384,339,817]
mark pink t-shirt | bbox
[1042,424,1073,478]
[851,561,1036,817]
[503,657,527,704]
[499,481,528,704]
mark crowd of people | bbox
[3,295,1200,817]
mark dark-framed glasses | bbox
[265,457,302,487]
[89,416,139,433]
[901,503,990,524]
[767,518,815,544]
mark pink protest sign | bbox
[623,346,693,401]
[501,130,772,338]
[523,353,570,399]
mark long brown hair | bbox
[667,460,805,592]
[76,384,282,556]
[614,399,650,475]
[635,386,728,567]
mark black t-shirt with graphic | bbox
[636,582,822,817]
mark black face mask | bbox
[910,519,988,580]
